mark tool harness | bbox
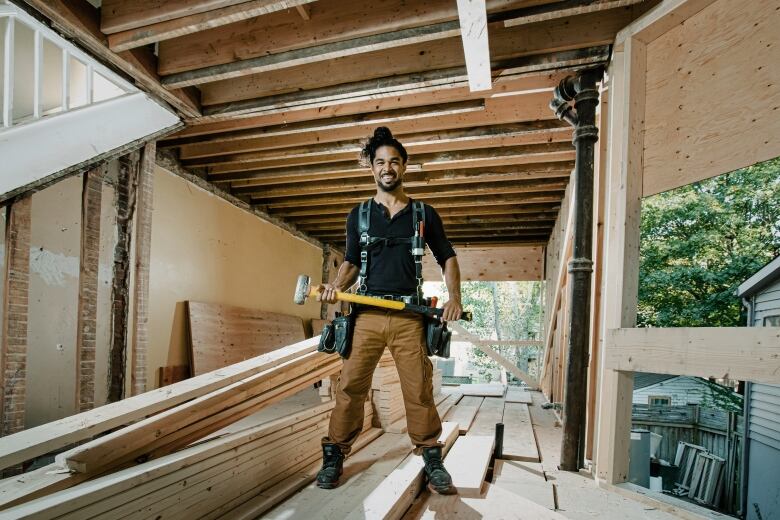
[356,198,426,302]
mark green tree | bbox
[638,158,780,327]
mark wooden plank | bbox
[408,482,565,519]
[492,460,556,510]
[156,0,540,75]
[506,387,533,404]
[341,421,460,520]
[468,396,505,437]
[457,0,492,92]
[108,0,319,52]
[594,36,644,485]
[502,402,539,461]
[605,327,780,385]
[444,396,483,434]
[60,353,341,474]
[186,301,306,375]
[100,0,250,33]
[0,337,319,471]
[158,365,190,387]
[505,0,646,27]
[444,435,495,497]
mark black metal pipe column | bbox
[549,68,602,471]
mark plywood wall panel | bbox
[642,0,780,195]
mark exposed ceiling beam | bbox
[295,4,311,20]
[251,182,567,208]
[180,122,571,167]
[107,0,319,52]
[503,0,647,27]
[270,200,563,219]
[210,142,574,182]
[457,0,493,92]
[299,221,555,232]
[101,0,248,33]
[156,0,549,76]
[199,46,610,118]
[287,208,561,226]
[23,0,200,117]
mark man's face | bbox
[371,145,406,193]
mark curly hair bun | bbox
[373,126,394,140]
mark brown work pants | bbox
[323,308,442,455]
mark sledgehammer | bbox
[293,274,472,321]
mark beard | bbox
[376,176,402,192]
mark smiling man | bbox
[316,127,462,494]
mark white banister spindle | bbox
[2,16,13,128]
[33,28,41,119]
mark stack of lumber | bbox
[0,337,346,515]
[432,368,442,396]
[186,301,306,375]
[372,351,406,431]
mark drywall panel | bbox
[642,0,780,195]
[148,166,323,388]
[25,175,81,428]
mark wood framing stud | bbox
[1,196,32,437]
[131,142,155,396]
[76,166,105,412]
[108,151,140,402]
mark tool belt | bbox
[424,316,451,358]
[364,293,428,306]
[318,310,354,359]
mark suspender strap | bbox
[411,201,426,299]
[356,198,427,298]
[357,199,371,294]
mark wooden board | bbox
[456,384,506,397]
[502,402,540,462]
[443,435,495,498]
[158,365,190,387]
[466,396,505,437]
[492,460,556,510]
[186,301,306,375]
[406,483,566,519]
[444,396,483,434]
[505,387,533,404]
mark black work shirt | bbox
[344,199,456,295]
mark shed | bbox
[736,255,780,520]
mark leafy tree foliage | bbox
[638,158,780,327]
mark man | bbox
[316,127,463,495]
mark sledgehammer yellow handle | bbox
[308,286,406,311]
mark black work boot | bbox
[422,446,456,495]
[316,443,344,489]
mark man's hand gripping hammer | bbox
[293,274,472,321]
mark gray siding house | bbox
[737,255,780,520]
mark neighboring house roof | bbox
[737,255,780,298]
[634,373,677,390]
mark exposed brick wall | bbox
[1,196,32,436]
[76,167,104,412]
[108,151,139,403]
[131,142,155,396]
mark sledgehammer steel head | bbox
[293,274,311,305]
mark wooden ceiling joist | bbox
[179,121,572,167]
[285,206,562,225]
[101,0,248,33]
[503,0,647,28]
[107,0,319,53]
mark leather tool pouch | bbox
[318,311,354,358]
[424,316,451,358]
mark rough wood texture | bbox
[444,396,483,434]
[642,0,780,195]
[0,337,319,471]
[186,301,306,375]
[605,327,780,385]
[1,196,32,437]
[423,245,543,282]
[505,387,533,404]
[502,402,539,461]
[456,384,506,397]
[76,167,104,412]
[444,435,495,497]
